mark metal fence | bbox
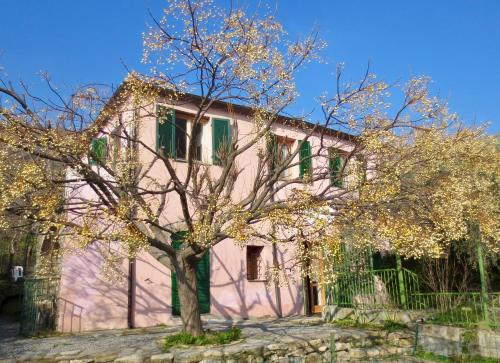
[327,268,419,309]
[408,292,500,329]
[20,277,60,336]
[326,268,500,329]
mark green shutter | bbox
[196,250,210,314]
[299,140,312,178]
[267,134,278,172]
[170,232,183,316]
[89,137,107,165]
[329,149,343,187]
[212,118,230,165]
[157,106,175,157]
[171,231,210,316]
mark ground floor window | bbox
[247,245,264,281]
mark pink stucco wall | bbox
[57,96,351,332]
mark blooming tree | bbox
[0,0,498,335]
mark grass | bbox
[163,326,242,352]
[331,318,408,332]
[382,320,409,332]
[426,307,484,327]
[415,349,500,363]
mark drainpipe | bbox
[269,171,283,317]
[127,258,136,329]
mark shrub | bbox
[163,326,242,352]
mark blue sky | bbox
[1,0,498,133]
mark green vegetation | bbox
[330,318,408,332]
[426,306,484,327]
[163,326,242,352]
[415,349,500,363]
[382,320,408,332]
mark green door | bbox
[171,232,210,316]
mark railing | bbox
[326,268,420,309]
[326,268,500,329]
[408,292,500,328]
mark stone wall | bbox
[145,330,414,363]
[323,305,426,325]
[417,324,500,359]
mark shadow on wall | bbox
[133,253,172,328]
[57,245,130,333]
[58,246,173,333]
[58,242,303,333]
[58,298,83,333]
[210,247,303,319]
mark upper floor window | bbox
[192,123,203,162]
[269,134,294,179]
[174,117,187,160]
[329,148,346,188]
[157,106,205,161]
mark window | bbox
[329,148,346,187]
[157,106,207,162]
[89,137,107,165]
[269,135,294,179]
[174,118,187,160]
[247,245,264,281]
[192,123,203,161]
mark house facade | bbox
[55,88,355,333]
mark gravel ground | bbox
[0,316,425,362]
[0,316,326,360]
[0,316,20,344]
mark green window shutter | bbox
[196,250,210,314]
[267,134,278,172]
[170,231,210,316]
[299,140,312,178]
[170,232,184,316]
[329,149,343,187]
[89,137,107,165]
[157,106,176,157]
[212,118,230,165]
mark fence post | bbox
[475,233,489,327]
[396,254,407,309]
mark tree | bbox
[0,0,498,336]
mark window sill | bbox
[170,158,212,166]
[247,279,268,283]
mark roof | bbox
[96,78,356,143]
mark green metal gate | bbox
[20,277,60,336]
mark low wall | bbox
[418,324,500,359]
[148,329,414,363]
[324,306,500,360]
[323,305,425,325]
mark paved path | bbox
[0,316,424,362]
[0,316,20,343]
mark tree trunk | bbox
[175,257,204,336]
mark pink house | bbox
[55,84,355,333]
